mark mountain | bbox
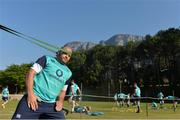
[64,34,144,51]
[100,34,144,46]
[64,41,97,51]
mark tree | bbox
[0,64,31,93]
[68,50,87,84]
[155,28,180,92]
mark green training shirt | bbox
[32,55,72,103]
[69,83,79,96]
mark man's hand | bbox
[27,94,38,111]
[55,101,63,111]
[26,69,38,111]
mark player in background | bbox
[133,82,141,113]
[68,79,81,112]
[1,86,9,109]
[157,91,164,108]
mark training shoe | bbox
[62,108,69,116]
[2,104,5,109]
[136,110,140,113]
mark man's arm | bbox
[78,87,81,95]
[55,90,66,111]
[72,86,75,96]
[56,78,71,111]
[26,68,38,111]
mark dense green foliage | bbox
[0,28,180,95]
[0,64,31,93]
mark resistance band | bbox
[0,24,60,53]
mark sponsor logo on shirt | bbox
[49,69,64,82]
[56,69,63,77]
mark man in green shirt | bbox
[133,82,141,113]
[157,92,164,108]
[12,46,73,119]
[68,79,81,112]
[1,86,9,109]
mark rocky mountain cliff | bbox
[100,34,144,46]
[64,34,144,51]
[64,41,97,51]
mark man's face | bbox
[58,46,72,64]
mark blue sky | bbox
[0,0,180,70]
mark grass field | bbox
[0,99,180,119]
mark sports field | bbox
[0,99,180,119]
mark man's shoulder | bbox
[44,55,54,59]
[38,55,54,62]
[45,55,60,64]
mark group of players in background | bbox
[1,81,178,114]
[114,82,141,113]
[113,82,178,113]
[1,81,178,113]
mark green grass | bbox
[0,100,180,119]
